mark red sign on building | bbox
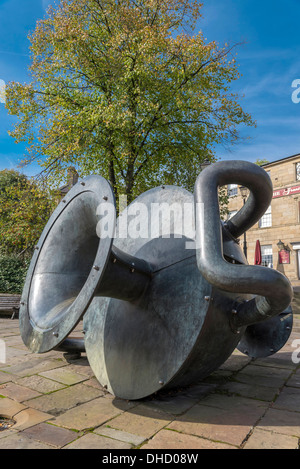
[273,185,300,199]
[279,250,290,264]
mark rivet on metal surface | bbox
[93,265,100,271]
[53,332,59,338]
[81,182,85,186]
[113,258,117,264]
[204,296,210,302]
[232,309,238,315]
[35,246,39,250]
[103,196,108,201]
[20,302,25,306]
[62,200,66,203]
[159,380,164,385]
[162,186,165,189]
[130,268,135,273]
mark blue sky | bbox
[0,0,300,176]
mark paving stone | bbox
[286,369,300,388]
[254,355,298,370]
[0,429,18,440]
[219,380,279,402]
[94,426,146,446]
[202,370,233,385]
[5,347,29,360]
[13,407,54,430]
[143,429,236,450]
[243,428,299,449]
[142,394,199,416]
[109,404,173,439]
[64,432,132,449]
[15,375,66,394]
[25,383,103,415]
[257,408,300,437]
[179,383,218,400]
[273,386,300,413]
[1,357,67,377]
[0,397,27,418]
[22,422,78,447]
[169,395,268,447]
[0,432,54,449]
[0,382,41,402]
[39,367,88,385]
[82,377,107,390]
[64,361,95,378]
[219,354,252,372]
[0,371,16,384]
[234,364,292,388]
[52,396,133,431]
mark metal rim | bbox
[19,175,115,353]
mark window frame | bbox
[227,184,238,198]
[261,244,273,268]
[259,204,272,229]
[296,162,300,182]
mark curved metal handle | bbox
[194,160,293,331]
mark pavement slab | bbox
[64,432,132,449]
[22,422,79,448]
[0,316,299,450]
[142,429,236,450]
[0,382,41,402]
[24,383,104,415]
[51,396,136,431]
[243,428,299,450]
[0,431,55,449]
[108,404,174,439]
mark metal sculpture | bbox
[19,160,293,400]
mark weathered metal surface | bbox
[195,160,293,331]
[19,175,115,353]
[19,160,294,401]
[237,306,293,359]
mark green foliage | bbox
[255,159,269,167]
[0,169,56,255]
[0,255,30,294]
[6,0,255,201]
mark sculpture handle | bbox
[194,160,293,331]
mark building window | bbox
[228,184,238,197]
[259,205,272,228]
[296,163,300,181]
[228,210,238,220]
[261,245,273,268]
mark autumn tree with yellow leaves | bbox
[6,0,255,201]
[0,170,55,255]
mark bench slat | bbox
[0,295,21,318]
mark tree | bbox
[6,0,255,202]
[0,170,56,255]
[255,158,269,167]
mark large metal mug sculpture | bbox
[19,161,293,400]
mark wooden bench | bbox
[0,294,21,319]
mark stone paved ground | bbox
[0,314,299,449]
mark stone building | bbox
[227,154,300,294]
